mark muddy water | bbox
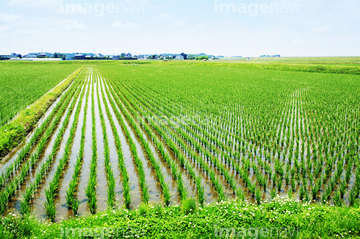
[33,84,85,220]
[100,80,142,209]
[104,81,162,207]
[77,77,93,217]
[98,79,124,207]
[91,78,109,213]
[101,79,179,205]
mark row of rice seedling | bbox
[105,78,206,204]
[44,79,87,221]
[65,76,91,215]
[101,79,150,204]
[0,79,80,189]
[98,80,131,208]
[85,80,98,214]
[101,78,171,205]
[95,78,116,208]
[0,80,83,214]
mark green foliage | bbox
[181,197,197,215]
[195,55,209,60]
[2,197,360,238]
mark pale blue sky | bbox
[0,0,359,56]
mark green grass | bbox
[1,197,360,238]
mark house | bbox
[74,54,85,60]
[38,53,47,58]
[125,53,132,58]
[0,55,11,60]
[113,55,120,60]
[24,53,38,58]
[273,54,281,57]
[85,55,92,59]
[174,55,184,60]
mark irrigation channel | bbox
[0,67,359,221]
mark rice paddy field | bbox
[0,59,359,225]
[0,62,80,127]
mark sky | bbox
[0,0,359,57]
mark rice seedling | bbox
[255,188,262,205]
[333,190,343,207]
[66,78,91,213]
[95,79,116,209]
[86,79,98,214]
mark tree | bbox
[196,55,209,60]
[180,52,188,60]
[53,52,59,58]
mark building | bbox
[125,53,132,58]
[24,53,38,58]
[38,53,47,58]
[74,54,85,60]
[174,55,184,60]
[0,55,11,60]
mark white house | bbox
[24,54,38,58]
[174,55,184,60]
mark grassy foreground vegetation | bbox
[1,197,360,238]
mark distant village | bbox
[0,52,280,61]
